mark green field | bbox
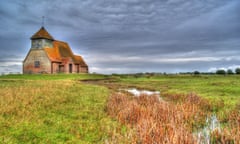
[116,75,240,113]
[0,74,121,143]
[0,74,239,143]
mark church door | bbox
[59,65,64,73]
[69,64,72,73]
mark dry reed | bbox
[107,92,240,143]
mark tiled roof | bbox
[31,27,54,40]
[44,47,61,62]
[44,40,88,66]
[74,55,88,66]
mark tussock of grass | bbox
[0,79,120,143]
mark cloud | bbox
[0,0,239,74]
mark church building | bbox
[23,27,88,74]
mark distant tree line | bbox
[109,68,240,78]
[194,68,240,75]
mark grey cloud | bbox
[0,0,239,74]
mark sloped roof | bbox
[74,55,88,66]
[31,27,54,40]
[44,40,88,66]
[44,46,61,62]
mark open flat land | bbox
[0,74,239,143]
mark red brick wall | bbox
[80,66,88,73]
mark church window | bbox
[34,61,40,68]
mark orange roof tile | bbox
[44,47,61,62]
[57,41,75,58]
[44,40,88,66]
[31,27,54,40]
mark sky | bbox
[0,0,240,74]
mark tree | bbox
[216,69,226,75]
[193,71,200,75]
[235,68,240,74]
[227,69,234,75]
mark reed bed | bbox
[107,92,240,143]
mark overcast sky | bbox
[0,0,240,74]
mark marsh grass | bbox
[1,74,239,143]
[117,75,240,119]
[107,92,240,143]
[107,93,204,143]
[0,79,121,143]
